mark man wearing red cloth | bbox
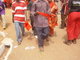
[4,0,12,8]
[47,0,58,36]
[64,0,80,45]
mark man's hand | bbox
[12,14,14,23]
[34,12,39,16]
[12,18,14,23]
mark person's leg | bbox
[35,27,44,51]
[61,13,66,29]
[49,27,54,36]
[19,23,25,36]
[14,22,22,44]
[42,27,49,39]
[42,27,50,46]
[30,15,36,35]
[1,15,6,29]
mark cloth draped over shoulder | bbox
[37,12,57,28]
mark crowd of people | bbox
[0,0,80,51]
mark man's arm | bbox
[31,2,37,16]
[51,3,58,13]
[12,4,15,23]
[12,14,14,23]
[46,2,51,14]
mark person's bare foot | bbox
[72,40,76,44]
[39,47,44,52]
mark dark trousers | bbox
[30,15,36,35]
[61,13,67,28]
[35,27,49,47]
[30,15,34,29]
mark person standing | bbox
[31,0,50,51]
[64,0,80,45]
[60,0,69,29]
[0,0,6,29]
[47,0,58,36]
[12,0,27,45]
[27,0,36,35]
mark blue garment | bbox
[35,27,49,47]
[14,22,25,42]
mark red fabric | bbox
[67,12,80,40]
[49,2,55,8]
[4,0,12,8]
[49,2,58,35]
[37,12,58,36]
[4,0,12,3]
[37,12,57,27]
[13,20,32,31]
[24,21,32,31]
[26,1,29,6]
[49,2,58,13]
[4,0,6,2]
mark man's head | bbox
[15,0,20,2]
[47,0,52,3]
[38,0,44,1]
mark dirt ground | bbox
[0,1,80,60]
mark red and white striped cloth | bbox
[12,1,27,22]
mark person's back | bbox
[68,0,80,13]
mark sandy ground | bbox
[0,1,80,60]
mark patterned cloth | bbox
[12,1,27,22]
[31,0,50,27]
